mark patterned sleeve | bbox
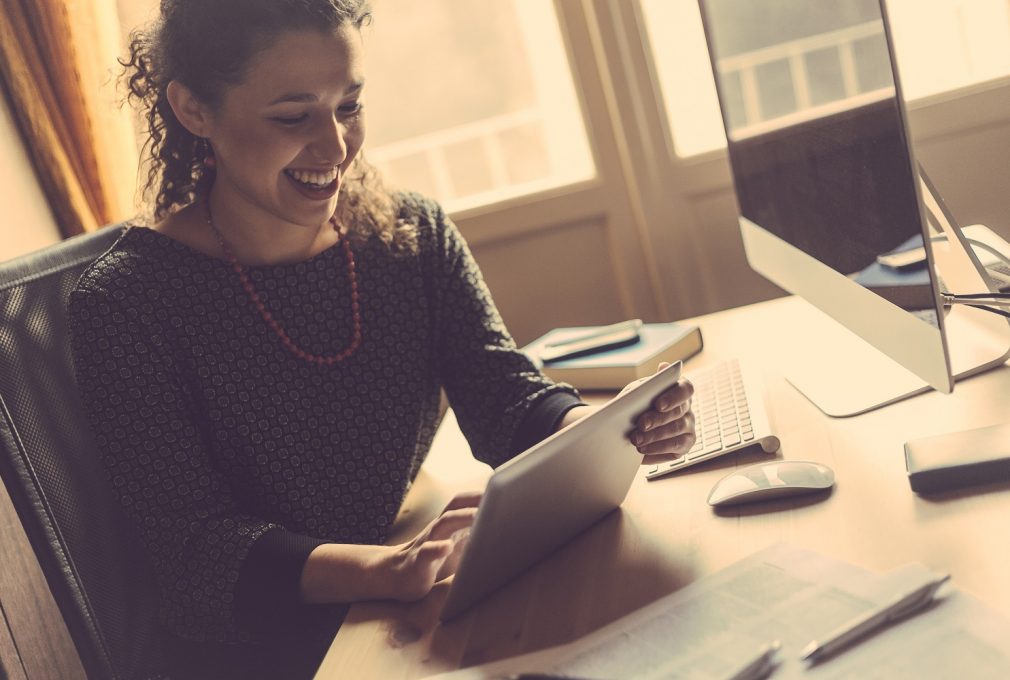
[67,286,316,643]
[419,198,582,467]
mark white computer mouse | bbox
[707,460,835,507]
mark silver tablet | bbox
[440,361,683,621]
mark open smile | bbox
[284,167,340,200]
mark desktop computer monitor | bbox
[696,0,1010,416]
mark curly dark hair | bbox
[121,0,415,251]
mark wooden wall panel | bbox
[472,218,625,346]
[914,122,1010,241]
[683,191,785,315]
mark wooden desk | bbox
[315,297,1010,679]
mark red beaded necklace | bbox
[204,201,362,365]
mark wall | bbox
[909,83,1010,239]
[0,95,61,262]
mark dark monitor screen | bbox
[699,0,934,312]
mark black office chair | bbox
[0,226,167,679]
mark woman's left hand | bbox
[627,362,695,458]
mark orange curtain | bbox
[0,0,136,237]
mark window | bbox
[116,0,596,213]
[641,0,1010,158]
[364,0,594,211]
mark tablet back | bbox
[439,361,682,621]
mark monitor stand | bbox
[782,170,1010,417]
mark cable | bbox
[942,292,1010,309]
[944,292,1010,299]
[929,234,1010,271]
[926,234,1010,287]
[963,237,1010,272]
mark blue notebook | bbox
[524,322,703,390]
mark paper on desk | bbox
[425,543,1010,680]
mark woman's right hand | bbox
[383,491,482,601]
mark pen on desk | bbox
[723,640,781,680]
[799,573,951,663]
[538,319,643,363]
[500,670,601,674]
[542,319,643,349]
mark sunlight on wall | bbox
[0,96,60,260]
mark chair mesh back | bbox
[0,227,165,679]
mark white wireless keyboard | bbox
[645,358,780,481]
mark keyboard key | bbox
[689,443,723,460]
[652,458,686,473]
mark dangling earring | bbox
[202,138,216,169]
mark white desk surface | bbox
[314,296,1010,680]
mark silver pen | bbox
[800,574,951,663]
[542,319,643,349]
[538,319,643,363]
[724,640,781,680]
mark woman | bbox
[68,1,696,677]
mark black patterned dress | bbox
[68,194,582,669]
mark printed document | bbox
[426,543,1010,679]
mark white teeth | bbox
[286,168,337,186]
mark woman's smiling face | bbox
[198,24,366,228]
